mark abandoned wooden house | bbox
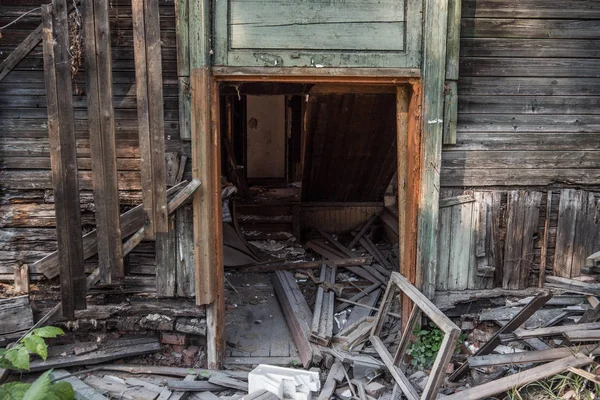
[1,0,599,384]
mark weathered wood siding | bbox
[0,0,190,282]
[441,0,600,187]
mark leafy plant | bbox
[0,326,74,400]
[405,322,465,370]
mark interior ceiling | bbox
[301,93,397,202]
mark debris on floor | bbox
[4,209,600,400]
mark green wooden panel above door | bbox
[213,0,423,68]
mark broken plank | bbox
[468,345,600,368]
[444,354,593,400]
[272,270,314,368]
[317,361,345,400]
[306,241,380,284]
[449,291,553,381]
[513,322,600,339]
[348,214,379,249]
[29,337,161,371]
[439,195,475,208]
[207,375,248,391]
[563,330,600,342]
[335,282,381,313]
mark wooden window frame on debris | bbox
[370,271,460,400]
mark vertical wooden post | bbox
[443,0,461,145]
[132,0,171,296]
[418,0,449,298]
[190,0,225,368]
[42,2,86,318]
[175,0,191,140]
[83,0,123,283]
[396,86,410,275]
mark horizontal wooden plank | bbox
[0,138,139,157]
[440,168,600,187]
[1,70,179,85]
[1,157,140,170]
[442,150,600,169]
[460,58,600,77]
[0,204,92,227]
[230,0,405,25]
[0,82,178,97]
[0,170,141,190]
[0,118,180,139]
[459,96,600,115]
[453,133,600,151]
[230,22,405,51]
[461,19,600,39]
[458,77,600,96]
[0,29,177,48]
[460,38,600,58]
[0,107,178,121]
[457,114,600,133]
[462,0,600,19]
[0,94,179,110]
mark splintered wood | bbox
[311,264,336,346]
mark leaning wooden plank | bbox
[348,214,379,249]
[236,257,372,273]
[34,182,188,279]
[444,354,593,400]
[53,370,108,400]
[513,322,600,339]
[272,271,314,368]
[449,291,553,381]
[132,0,170,296]
[334,282,381,313]
[43,1,86,317]
[83,0,123,283]
[311,265,336,346]
[563,330,600,342]
[29,338,161,371]
[567,367,600,386]
[468,345,600,368]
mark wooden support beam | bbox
[539,191,552,287]
[83,0,123,283]
[132,0,170,296]
[42,1,87,318]
[418,0,449,298]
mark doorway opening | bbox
[213,77,420,366]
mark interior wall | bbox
[245,95,286,180]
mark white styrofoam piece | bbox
[248,364,321,400]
